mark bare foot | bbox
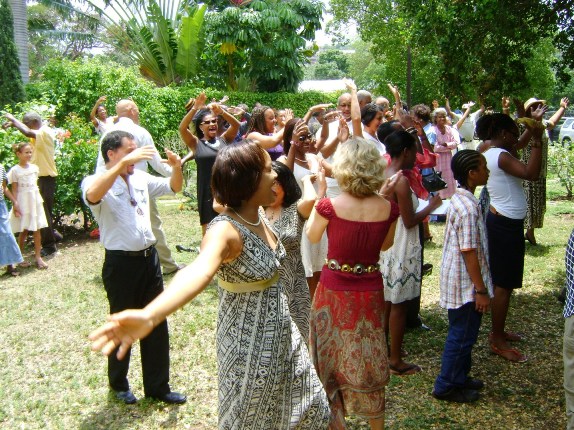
[18,261,31,268]
[36,259,48,270]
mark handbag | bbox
[422,169,447,192]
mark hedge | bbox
[27,57,341,143]
[1,57,342,229]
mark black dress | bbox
[195,137,228,225]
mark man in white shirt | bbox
[96,100,184,275]
[83,130,186,405]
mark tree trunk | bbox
[8,0,28,83]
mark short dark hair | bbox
[383,130,417,158]
[211,140,268,208]
[101,130,134,163]
[361,103,382,126]
[272,161,301,207]
[192,108,212,140]
[452,149,483,188]
[411,104,432,123]
[376,120,401,143]
[22,112,42,128]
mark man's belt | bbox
[105,245,155,257]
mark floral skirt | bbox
[310,282,389,427]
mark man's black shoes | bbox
[114,390,137,405]
[148,392,187,404]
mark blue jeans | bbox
[434,302,482,394]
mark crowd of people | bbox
[1,84,571,428]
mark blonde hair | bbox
[332,137,386,197]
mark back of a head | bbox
[383,130,416,158]
[451,149,482,188]
[272,161,302,207]
[411,104,431,123]
[377,120,401,143]
[116,99,135,118]
[357,90,373,105]
[22,112,42,128]
[475,113,515,141]
[332,137,386,197]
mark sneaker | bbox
[432,387,479,403]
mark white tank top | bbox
[484,147,526,219]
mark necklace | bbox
[295,157,308,163]
[266,206,282,223]
[231,208,261,226]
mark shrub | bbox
[53,113,99,230]
[27,58,341,142]
[548,144,574,199]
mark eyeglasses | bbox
[299,134,314,142]
[201,119,218,125]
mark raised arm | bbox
[165,149,183,193]
[179,93,206,152]
[3,113,36,138]
[85,147,156,204]
[343,79,363,138]
[297,170,326,219]
[213,103,241,144]
[90,96,107,127]
[499,123,544,181]
[455,102,474,130]
[303,103,333,124]
[546,97,569,130]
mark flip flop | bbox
[389,363,422,376]
[490,343,528,363]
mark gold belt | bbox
[217,271,279,293]
[325,258,380,275]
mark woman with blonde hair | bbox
[307,137,400,430]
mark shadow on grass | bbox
[78,393,184,429]
[381,286,566,429]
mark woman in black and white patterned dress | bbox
[89,141,331,429]
[264,161,326,340]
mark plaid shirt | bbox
[565,229,574,318]
[440,188,493,309]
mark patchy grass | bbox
[0,182,571,429]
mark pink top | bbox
[317,197,400,291]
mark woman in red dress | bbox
[306,137,400,430]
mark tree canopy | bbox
[329,0,572,105]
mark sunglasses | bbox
[299,134,314,141]
[201,119,218,125]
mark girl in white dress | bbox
[8,142,49,269]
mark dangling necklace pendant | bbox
[231,208,261,226]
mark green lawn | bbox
[0,178,572,429]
